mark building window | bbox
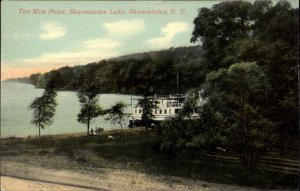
[164,110,167,114]
[139,109,142,114]
[159,110,162,114]
[155,110,157,114]
[169,109,172,114]
[135,109,137,114]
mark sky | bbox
[1,0,299,80]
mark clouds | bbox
[104,19,145,36]
[2,21,66,40]
[39,21,66,40]
[21,49,119,67]
[83,38,121,49]
[6,36,121,70]
[2,18,192,80]
[2,33,34,38]
[32,19,145,64]
[147,22,189,48]
[1,48,119,80]
[1,1,203,81]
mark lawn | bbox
[0,128,298,190]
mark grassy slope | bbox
[0,128,298,189]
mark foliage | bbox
[15,46,204,95]
[191,0,298,154]
[106,101,128,129]
[137,96,158,128]
[179,89,202,119]
[160,118,202,156]
[29,73,42,85]
[191,1,253,69]
[77,83,103,135]
[201,62,277,172]
[29,87,57,137]
[106,101,128,147]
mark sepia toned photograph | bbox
[1,0,299,190]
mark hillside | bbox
[5,46,205,95]
[3,77,32,84]
[111,46,203,62]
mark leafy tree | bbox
[106,101,127,130]
[201,62,277,172]
[191,0,298,154]
[29,87,57,137]
[191,0,253,70]
[179,89,202,119]
[137,96,158,129]
[160,118,201,157]
[106,102,128,145]
[77,83,102,135]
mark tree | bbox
[29,87,57,137]
[77,83,102,135]
[106,101,127,130]
[201,62,277,172]
[106,102,128,145]
[191,0,298,154]
[191,0,253,70]
[137,96,158,129]
[179,89,202,119]
[160,118,201,157]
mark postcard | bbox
[1,0,299,190]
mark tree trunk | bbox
[87,118,90,136]
[120,119,123,132]
[120,119,123,140]
[38,108,41,138]
[38,123,41,137]
[120,118,125,148]
[239,149,260,173]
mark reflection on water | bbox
[1,82,138,137]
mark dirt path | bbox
[1,161,260,191]
[0,176,96,191]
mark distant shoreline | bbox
[1,81,145,97]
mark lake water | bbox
[1,82,138,138]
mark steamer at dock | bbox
[129,93,202,127]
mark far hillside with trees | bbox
[6,46,205,95]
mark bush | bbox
[160,118,202,157]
